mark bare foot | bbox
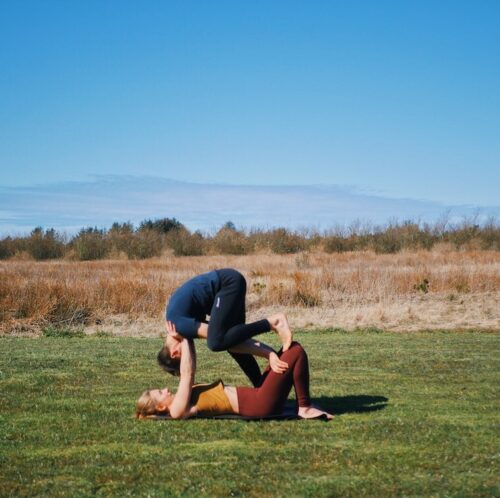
[298,406,333,420]
[268,313,292,351]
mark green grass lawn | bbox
[1,329,498,497]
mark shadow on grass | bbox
[312,395,389,415]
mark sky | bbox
[4,175,495,235]
[0,0,499,233]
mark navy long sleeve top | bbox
[166,270,222,339]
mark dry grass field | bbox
[1,249,499,335]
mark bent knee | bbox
[223,269,246,290]
[284,341,306,358]
[207,336,225,352]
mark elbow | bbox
[169,405,186,419]
[169,407,184,419]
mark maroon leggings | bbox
[236,342,311,417]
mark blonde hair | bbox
[135,390,167,419]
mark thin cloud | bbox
[0,176,498,236]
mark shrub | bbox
[413,278,430,294]
[0,237,15,259]
[129,230,163,259]
[268,228,305,254]
[167,229,205,256]
[26,227,65,260]
[324,235,349,253]
[42,326,85,338]
[292,271,322,307]
[477,217,499,250]
[211,227,249,255]
[71,227,108,260]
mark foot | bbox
[298,406,333,420]
[268,313,292,351]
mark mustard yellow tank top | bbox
[190,380,235,416]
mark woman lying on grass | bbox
[136,327,333,421]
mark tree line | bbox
[0,216,498,260]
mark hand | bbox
[269,352,288,374]
[165,320,182,339]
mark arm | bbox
[166,319,208,340]
[196,322,208,338]
[169,339,196,419]
[166,322,287,373]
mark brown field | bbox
[1,249,499,335]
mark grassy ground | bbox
[0,330,498,497]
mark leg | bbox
[207,269,271,352]
[228,352,263,387]
[236,342,311,417]
[207,269,292,351]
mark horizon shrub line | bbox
[0,215,498,260]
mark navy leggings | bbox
[209,269,271,387]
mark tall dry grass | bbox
[1,250,499,334]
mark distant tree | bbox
[109,221,134,233]
[71,227,108,260]
[107,222,135,256]
[138,217,184,234]
[222,221,237,231]
[268,228,305,254]
[26,227,65,260]
[167,228,205,256]
[212,225,249,255]
[0,236,14,259]
[130,230,163,259]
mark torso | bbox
[223,385,239,413]
[189,380,238,416]
[167,270,221,321]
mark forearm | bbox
[180,339,196,380]
[168,316,199,339]
[196,322,208,339]
[170,340,196,418]
[228,339,276,359]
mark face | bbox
[149,387,174,411]
[165,334,182,359]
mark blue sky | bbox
[0,1,499,233]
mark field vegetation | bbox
[1,329,498,497]
[1,216,498,261]
[1,249,498,335]
[1,218,498,496]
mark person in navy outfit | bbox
[159,268,293,386]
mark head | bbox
[135,387,174,419]
[157,334,182,376]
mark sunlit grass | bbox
[1,329,498,497]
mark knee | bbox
[227,269,246,291]
[239,272,247,291]
[207,335,225,352]
[284,341,306,359]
